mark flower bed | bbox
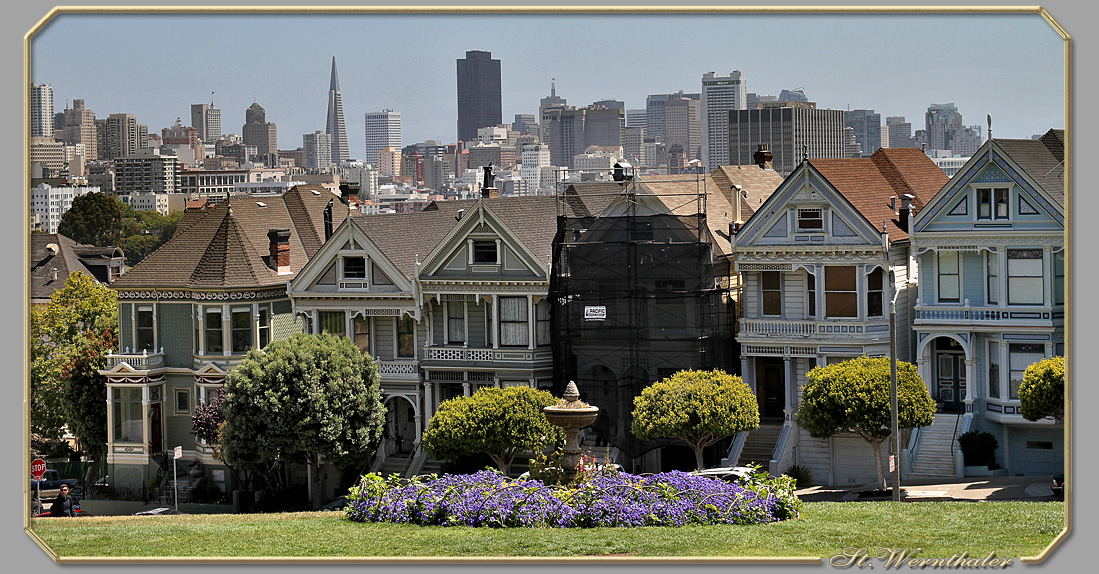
[346,469,800,527]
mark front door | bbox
[148,402,163,454]
[758,358,785,420]
[935,351,965,412]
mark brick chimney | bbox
[753,143,774,170]
[267,228,291,273]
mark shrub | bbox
[1019,356,1065,422]
[345,469,799,527]
[782,464,813,489]
[957,431,998,467]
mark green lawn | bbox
[29,501,1065,561]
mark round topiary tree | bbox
[1019,356,1064,422]
[421,386,564,475]
[796,356,936,490]
[631,369,759,470]
[220,332,385,508]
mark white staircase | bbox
[737,423,783,467]
[909,414,963,479]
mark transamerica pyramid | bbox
[326,56,350,166]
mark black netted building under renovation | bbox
[549,175,736,471]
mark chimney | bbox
[339,182,360,204]
[753,144,773,170]
[50,267,59,282]
[480,164,498,198]
[323,199,334,241]
[268,228,291,273]
[899,194,915,233]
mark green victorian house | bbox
[97,185,347,497]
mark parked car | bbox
[320,496,348,511]
[30,470,84,499]
[1051,473,1064,499]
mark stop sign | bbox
[31,458,46,481]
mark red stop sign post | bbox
[31,458,46,481]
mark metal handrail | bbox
[949,412,962,455]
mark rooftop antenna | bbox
[986,113,992,141]
[211,91,215,107]
[551,78,556,97]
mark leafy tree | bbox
[192,388,227,444]
[797,356,935,490]
[57,192,124,246]
[30,272,118,459]
[1019,356,1065,422]
[422,386,564,475]
[219,333,386,508]
[631,369,759,470]
[120,235,162,266]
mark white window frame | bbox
[936,250,961,304]
[1006,248,1044,306]
[135,305,156,352]
[795,207,824,232]
[976,187,1010,221]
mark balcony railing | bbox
[914,304,1056,326]
[424,346,553,364]
[107,350,165,371]
[377,361,421,382]
[739,319,889,339]
[192,354,246,370]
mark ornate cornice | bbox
[911,235,1064,248]
[117,287,287,301]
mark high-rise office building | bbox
[62,99,97,162]
[101,113,149,160]
[191,98,222,142]
[242,102,278,158]
[326,57,350,165]
[113,149,181,195]
[541,105,625,169]
[456,50,502,143]
[925,103,983,156]
[539,80,567,144]
[885,116,913,149]
[728,105,846,176]
[591,99,625,110]
[844,109,882,157]
[520,143,551,193]
[625,108,646,130]
[303,130,332,170]
[30,83,54,138]
[512,113,538,137]
[701,71,747,170]
[162,118,202,164]
[778,88,809,103]
[645,90,700,144]
[664,97,701,162]
[364,109,402,167]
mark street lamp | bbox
[888,270,905,502]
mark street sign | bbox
[174,446,182,459]
[31,458,46,480]
[889,455,896,473]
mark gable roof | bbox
[807,148,949,241]
[991,129,1065,207]
[351,195,564,281]
[632,174,735,256]
[111,185,347,290]
[31,234,125,301]
[709,164,786,222]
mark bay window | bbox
[866,267,884,317]
[319,311,346,336]
[447,302,465,344]
[988,341,1000,399]
[1054,251,1065,306]
[761,271,782,316]
[136,307,155,351]
[354,316,370,354]
[204,308,223,354]
[112,387,143,443]
[1008,343,1045,400]
[258,304,271,349]
[397,315,415,357]
[937,251,960,303]
[806,272,816,318]
[1007,249,1043,305]
[987,252,999,305]
[231,307,252,353]
[499,297,529,346]
[824,266,857,318]
[536,300,551,346]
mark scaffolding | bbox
[550,167,735,466]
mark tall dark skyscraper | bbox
[456,50,502,144]
[326,57,350,166]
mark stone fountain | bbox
[543,381,600,474]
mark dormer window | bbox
[343,256,366,279]
[977,188,1009,220]
[796,208,823,231]
[473,240,499,264]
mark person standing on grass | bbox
[49,484,76,517]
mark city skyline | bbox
[30,11,1064,163]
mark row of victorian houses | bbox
[95,129,1065,499]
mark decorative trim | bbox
[117,288,287,301]
[911,235,1064,247]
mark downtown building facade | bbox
[456,50,502,144]
[30,83,54,138]
[326,57,351,165]
[61,99,98,163]
[728,104,846,176]
[113,149,182,195]
[844,109,882,158]
[364,110,402,167]
[303,130,332,170]
[701,71,747,170]
[242,102,278,159]
[190,102,222,143]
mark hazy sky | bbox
[30,10,1065,160]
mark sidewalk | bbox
[795,475,1060,502]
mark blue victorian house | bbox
[909,129,1065,477]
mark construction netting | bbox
[550,178,736,465]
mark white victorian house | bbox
[728,148,948,486]
[909,129,1065,477]
[287,192,561,475]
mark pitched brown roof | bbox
[632,174,736,256]
[31,234,124,301]
[709,164,786,222]
[994,129,1065,207]
[351,195,563,280]
[808,148,948,241]
[112,185,347,290]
